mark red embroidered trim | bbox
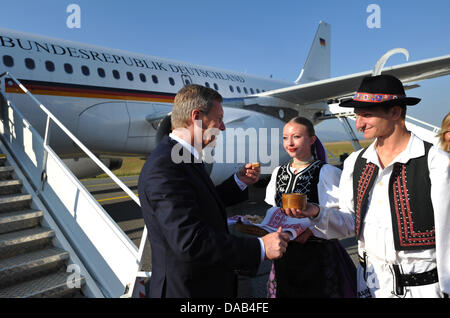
[355,163,376,236]
[353,92,404,103]
[393,165,435,247]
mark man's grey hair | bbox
[171,84,223,129]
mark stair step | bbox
[0,194,32,213]
[0,179,22,195]
[0,166,14,180]
[0,210,43,234]
[0,154,6,166]
[0,271,85,298]
[0,247,69,288]
[0,227,55,259]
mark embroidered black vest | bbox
[353,142,435,251]
[274,160,325,207]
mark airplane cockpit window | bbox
[139,73,146,82]
[3,55,14,67]
[213,83,219,91]
[250,88,254,94]
[127,72,134,81]
[64,63,73,74]
[112,70,120,79]
[81,65,90,76]
[229,85,234,92]
[243,87,248,94]
[45,61,55,72]
[25,58,35,70]
[152,75,158,84]
[169,77,175,86]
[204,82,210,88]
[97,68,105,78]
[256,89,260,93]
[236,86,241,93]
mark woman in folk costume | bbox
[264,116,357,298]
[284,75,450,298]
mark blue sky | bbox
[0,0,449,139]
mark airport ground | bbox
[81,141,362,297]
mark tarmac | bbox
[82,175,358,298]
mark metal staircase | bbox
[0,152,85,297]
[0,72,150,298]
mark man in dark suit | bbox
[138,84,289,298]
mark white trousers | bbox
[356,254,444,298]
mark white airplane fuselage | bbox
[0,28,311,182]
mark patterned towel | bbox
[254,207,311,240]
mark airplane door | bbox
[181,74,193,86]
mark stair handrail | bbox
[405,115,441,133]
[0,71,149,297]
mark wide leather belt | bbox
[358,253,439,296]
[392,265,438,287]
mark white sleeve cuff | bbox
[257,237,266,262]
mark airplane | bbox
[0,21,449,184]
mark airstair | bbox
[0,73,149,298]
[0,151,85,297]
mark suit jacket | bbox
[138,135,261,298]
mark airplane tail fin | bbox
[295,21,331,84]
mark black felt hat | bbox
[339,74,421,108]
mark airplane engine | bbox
[63,157,123,179]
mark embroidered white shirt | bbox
[265,162,342,238]
[311,132,450,295]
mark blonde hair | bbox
[439,112,450,153]
[171,84,222,129]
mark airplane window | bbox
[152,75,158,84]
[205,82,210,88]
[25,58,35,70]
[250,88,254,94]
[256,89,260,93]
[112,70,120,79]
[3,55,14,67]
[97,68,105,78]
[45,61,55,72]
[127,72,134,81]
[213,83,219,91]
[139,73,146,82]
[229,85,234,92]
[236,86,241,93]
[64,63,73,74]
[81,65,90,76]
[262,89,266,92]
[243,87,248,94]
[169,77,175,86]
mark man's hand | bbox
[282,202,320,219]
[261,227,290,260]
[237,163,261,186]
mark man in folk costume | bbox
[283,74,449,298]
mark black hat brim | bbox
[339,97,421,108]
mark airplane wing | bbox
[258,55,450,105]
